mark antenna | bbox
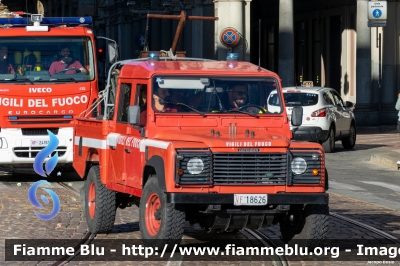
[143,13,150,52]
[258,19,261,70]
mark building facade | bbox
[3,0,399,125]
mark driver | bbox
[49,46,88,75]
[227,83,248,109]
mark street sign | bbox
[368,1,387,20]
[135,33,146,48]
[220,27,240,47]
[368,20,387,27]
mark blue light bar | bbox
[63,115,73,119]
[226,53,239,61]
[42,17,92,25]
[8,116,18,120]
[148,53,159,61]
[0,16,92,26]
[0,18,29,25]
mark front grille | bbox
[22,128,59,136]
[13,146,67,158]
[213,153,288,185]
[290,152,322,184]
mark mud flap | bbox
[80,183,86,216]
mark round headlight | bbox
[291,157,307,175]
[187,157,204,174]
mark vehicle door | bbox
[324,90,342,136]
[110,82,134,185]
[121,82,147,189]
[106,77,127,184]
[331,90,352,136]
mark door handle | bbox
[125,148,131,154]
[110,145,115,150]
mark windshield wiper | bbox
[163,101,205,117]
[49,78,77,83]
[0,78,34,84]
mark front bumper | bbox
[0,127,74,167]
[167,193,328,205]
[292,126,329,142]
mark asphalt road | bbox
[326,136,400,211]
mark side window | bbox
[136,84,147,112]
[136,84,148,125]
[117,83,132,123]
[324,92,335,105]
[106,73,118,119]
[331,90,344,107]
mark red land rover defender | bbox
[73,53,329,247]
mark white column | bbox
[214,0,250,61]
[278,0,294,87]
[355,0,374,125]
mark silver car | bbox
[268,82,356,153]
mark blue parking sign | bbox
[135,33,146,48]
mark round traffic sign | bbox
[372,9,382,19]
[220,27,240,47]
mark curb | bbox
[370,153,400,170]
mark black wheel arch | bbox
[143,155,166,191]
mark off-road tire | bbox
[139,175,185,246]
[322,127,335,153]
[342,123,356,149]
[279,204,329,248]
[84,165,116,234]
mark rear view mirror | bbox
[128,105,140,125]
[345,101,354,109]
[108,42,119,64]
[291,106,303,127]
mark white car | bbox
[267,82,356,153]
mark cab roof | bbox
[0,26,93,37]
[118,60,277,79]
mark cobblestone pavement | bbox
[3,159,400,265]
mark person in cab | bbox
[0,46,15,74]
[49,46,88,75]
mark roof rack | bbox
[139,10,218,58]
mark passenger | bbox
[139,85,147,124]
[0,46,15,74]
[49,46,88,75]
[140,86,177,124]
[226,83,248,109]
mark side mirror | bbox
[108,42,119,64]
[128,105,140,125]
[345,101,354,109]
[291,106,303,127]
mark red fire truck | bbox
[73,52,329,247]
[74,11,329,247]
[0,13,101,173]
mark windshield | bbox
[151,76,283,115]
[282,92,319,107]
[0,36,94,83]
